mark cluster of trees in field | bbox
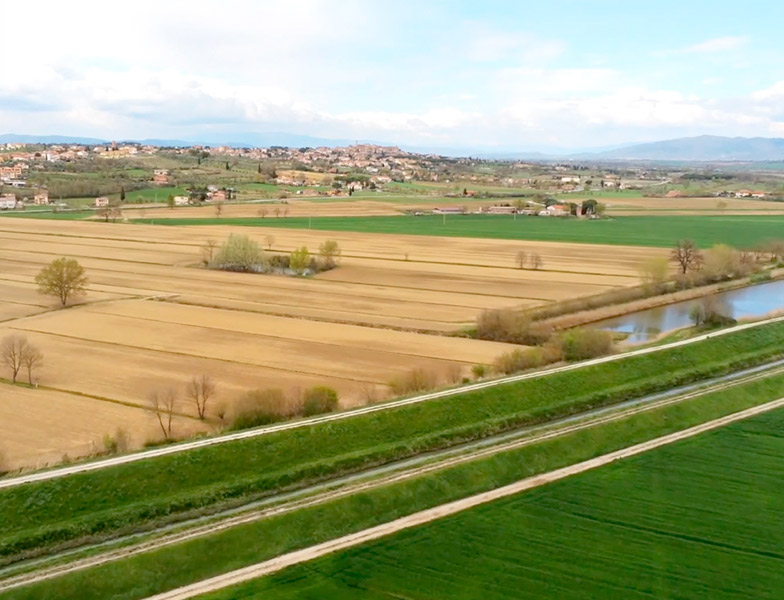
[654,238,784,288]
[203,234,341,275]
[0,258,89,384]
[139,375,342,446]
[0,334,43,384]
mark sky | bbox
[5,0,784,151]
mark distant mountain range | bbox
[3,133,784,162]
[572,135,784,162]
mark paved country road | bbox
[2,315,782,490]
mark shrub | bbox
[319,240,341,270]
[388,368,439,395]
[471,364,487,379]
[302,386,339,416]
[444,363,463,384]
[558,328,614,361]
[211,234,266,272]
[493,348,545,375]
[689,295,736,328]
[103,428,131,455]
[290,246,311,274]
[476,309,553,345]
[750,271,772,284]
[638,256,670,292]
[231,388,301,429]
[267,255,290,270]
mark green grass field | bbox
[7,365,784,600]
[123,186,188,202]
[204,399,784,600]
[130,214,784,248]
[2,322,783,561]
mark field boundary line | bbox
[142,394,784,600]
[84,306,494,365]
[2,314,783,490]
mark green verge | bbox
[199,386,784,600]
[6,367,784,600]
[2,322,784,561]
[130,214,784,248]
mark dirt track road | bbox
[5,361,780,593]
[142,395,784,600]
[4,315,783,491]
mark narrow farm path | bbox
[141,394,784,600]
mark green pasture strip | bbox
[7,368,784,600]
[199,383,784,600]
[129,214,784,248]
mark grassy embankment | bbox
[129,214,784,248]
[2,322,784,562]
[198,389,784,600]
[7,366,784,599]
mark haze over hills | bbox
[575,135,784,162]
[3,133,784,162]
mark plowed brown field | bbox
[0,218,659,469]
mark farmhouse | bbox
[486,205,517,214]
[545,204,569,216]
[433,206,464,215]
[33,192,49,205]
[153,169,170,185]
[173,195,190,206]
[0,194,18,209]
[209,189,227,202]
[95,196,110,208]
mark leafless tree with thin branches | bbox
[147,388,178,438]
[671,239,703,274]
[22,343,43,385]
[185,374,216,420]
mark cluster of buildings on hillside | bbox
[431,202,600,218]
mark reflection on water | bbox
[599,279,784,343]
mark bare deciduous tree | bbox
[282,206,290,218]
[214,201,224,217]
[671,239,703,274]
[185,374,216,420]
[147,388,178,438]
[257,207,269,218]
[273,206,281,218]
[22,343,43,385]
[529,253,543,270]
[515,250,527,270]
[201,239,218,266]
[265,234,275,250]
[1,335,27,383]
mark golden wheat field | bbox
[0,217,662,469]
[606,195,784,215]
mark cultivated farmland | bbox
[0,217,658,468]
[208,404,784,600]
[128,213,784,248]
